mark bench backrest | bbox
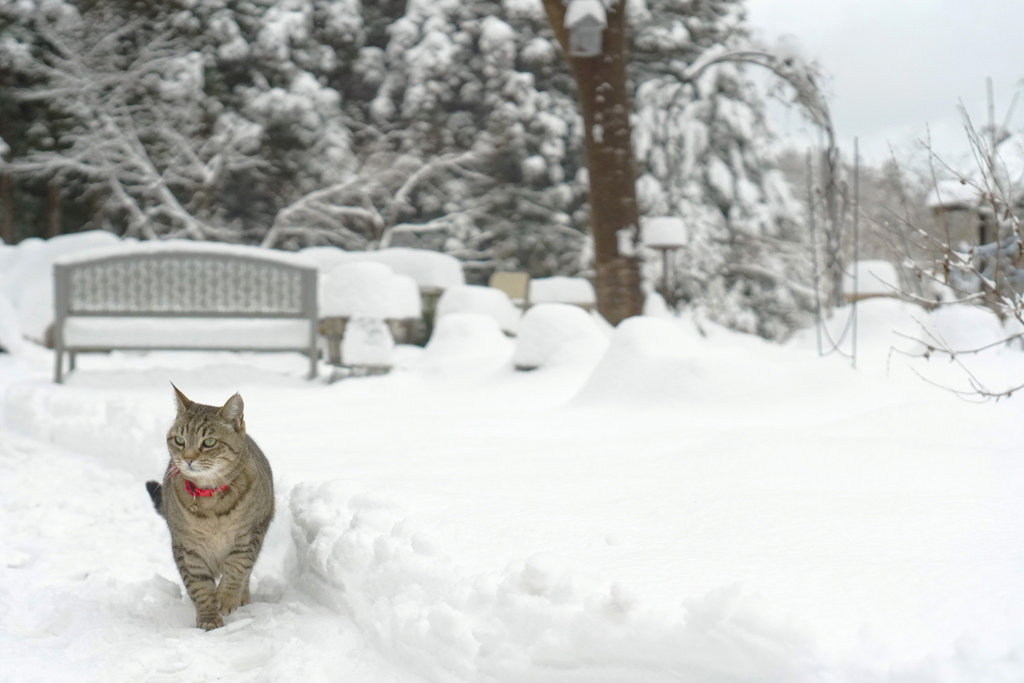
[55,250,317,319]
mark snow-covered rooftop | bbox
[925,179,984,211]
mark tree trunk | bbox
[0,174,13,244]
[45,177,61,239]
[542,0,644,325]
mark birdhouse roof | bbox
[565,0,607,29]
[642,216,688,248]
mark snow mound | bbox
[287,480,826,682]
[512,303,608,371]
[572,316,705,406]
[0,230,122,343]
[411,313,513,376]
[436,285,522,335]
[926,301,1012,353]
[320,261,422,319]
[4,383,168,478]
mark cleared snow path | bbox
[0,427,424,683]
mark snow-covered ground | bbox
[3,242,1024,682]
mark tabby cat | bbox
[146,386,274,631]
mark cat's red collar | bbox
[168,465,229,497]
[184,479,229,497]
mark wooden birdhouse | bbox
[565,0,607,57]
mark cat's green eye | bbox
[202,437,217,448]
[173,436,185,446]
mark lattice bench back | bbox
[56,251,316,318]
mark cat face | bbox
[167,386,246,486]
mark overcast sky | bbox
[745,0,1024,166]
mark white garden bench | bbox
[52,243,319,383]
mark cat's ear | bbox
[218,393,245,432]
[171,383,193,412]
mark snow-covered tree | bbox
[1,0,829,338]
[0,0,359,242]
[626,0,828,338]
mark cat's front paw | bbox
[197,613,224,631]
[216,586,243,615]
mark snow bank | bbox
[407,312,513,379]
[0,231,122,343]
[288,480,826,683]
[436,285,522,335]
[4,383,168,479]
[572,316,706,406]
[512,303,608,371]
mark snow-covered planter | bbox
[301,246,465,294]
[435,285,522,336]
[319,261,422,321]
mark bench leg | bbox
[69,352,76,372]
[54,349,64,384]
[308,348,318,380]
